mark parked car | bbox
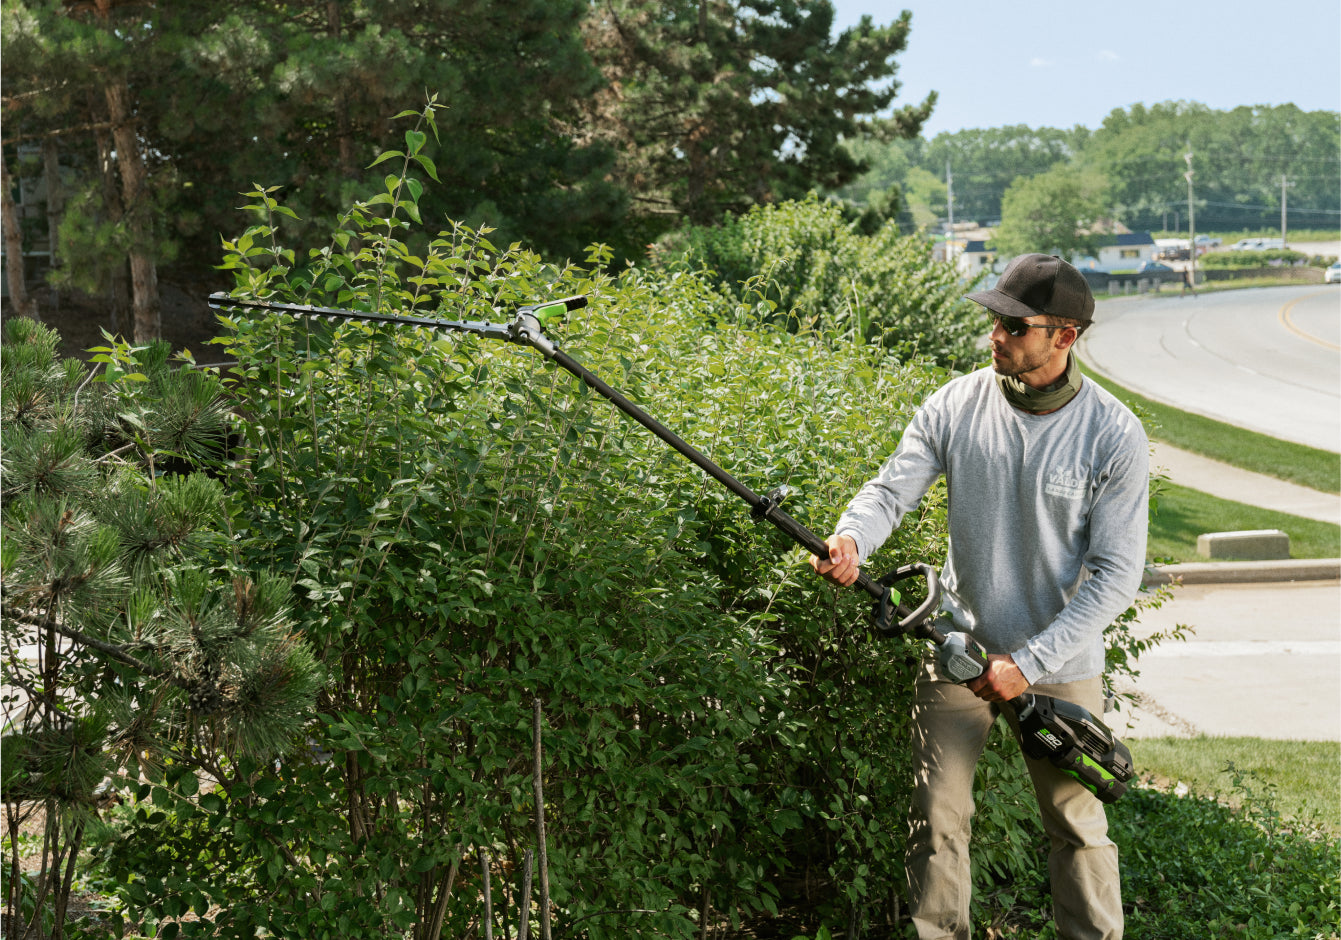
[1325,261,1341,284]
[1137,261,1174,273]
[1230,237,1285,252]
[1155,247,1190,261]
[1194,235,1222,248]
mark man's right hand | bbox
[809,534,860,586]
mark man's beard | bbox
[990,343,1052,380]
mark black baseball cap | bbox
[966,253,1094,323]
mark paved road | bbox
[1078,285,1341,453]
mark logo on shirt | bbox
[1044,468,1087,501]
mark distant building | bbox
[1070,232,1157,273]
[958,239,997,276]
[947,229,1158,279]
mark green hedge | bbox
[95,135,960,937]
[1199,249,1314,268]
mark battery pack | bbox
[1015,694,1135,804]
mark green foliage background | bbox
[837,104,1339,238]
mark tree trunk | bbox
[328,1,356,178]
[94,0,159,341]
[43,138,64,312]
[42,138,63,271]
[0,148,39,321]
[93,117,131,337]
[104,78,159,342]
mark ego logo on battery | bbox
[1036,730,1064,751]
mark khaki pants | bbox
[906,659,1123,940]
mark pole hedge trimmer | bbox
[207,292,1134,803]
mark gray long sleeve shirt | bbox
[836,367,1149,685]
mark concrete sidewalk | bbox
[1113,579,1341,741]
[1142,438,1339,585]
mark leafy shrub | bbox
[656,194,985,368]
[87,107,956,938]
[1199,248,1310,268]
[958,763,1341,939]
[1114,768,1341,938]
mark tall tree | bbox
[2,0,183,342]
[994,163,1111,261]
[584,1,934,231]
[2,0,624,341]
[921,124,1089,225]
[172,0,623,262]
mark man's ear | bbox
[1054,327,1079,351]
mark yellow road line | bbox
[1279,291,1341,351]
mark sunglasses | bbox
[990,313,1063,338]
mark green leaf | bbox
[414,154,440,181]
[369,150,403,168]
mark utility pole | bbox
[945,160,955,264]
[1184,147,1196,283]
[1280,174,1294,246]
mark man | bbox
[810,254,1147,940]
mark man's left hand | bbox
[966,654,1029,703]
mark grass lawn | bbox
[1129,736,1341,836]
[1149,482,1341,563]
[1079,362,1341,495]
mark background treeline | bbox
[836,102,1341,237]
[0,0,930,341]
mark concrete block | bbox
[1196,529,1290,560]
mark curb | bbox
[1143,558,1341,585]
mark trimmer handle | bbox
[870,563,940,638]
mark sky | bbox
[828,0,1341,137]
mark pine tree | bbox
[583,0,935,229]
[0,319,319,939]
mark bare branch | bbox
[1,603,182,686]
